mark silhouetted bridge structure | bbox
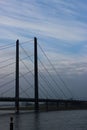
[0,37,87,113]
[0,97,87,111]
[0,97,87,103]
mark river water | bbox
[0,110,87,130]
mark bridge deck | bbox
[0,97,87,104]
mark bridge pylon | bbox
[15,39,19,114]
[34,37,39,112]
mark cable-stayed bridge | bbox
[0,37,87,113]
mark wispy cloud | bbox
[0,0,87,42]
[41,50,87,76]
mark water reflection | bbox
[33,113,40,130]
[0,110,87,130]
[14,114,20,130]
[14,112,41,130]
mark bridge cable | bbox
[19,44,62,98]
[20,44,62,98]
[38,58,67,98]
[38,43,73,98]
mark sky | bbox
[0,0,87,100]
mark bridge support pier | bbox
[65,102,68,109]
[57,102,59,110]
[45,100,48,111]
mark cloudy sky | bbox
[0,0,87,100]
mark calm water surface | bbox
[0,110,87,130]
